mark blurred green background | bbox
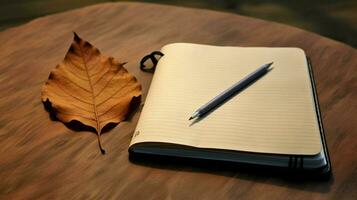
[0,0,356,47]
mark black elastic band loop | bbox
[140,51,164,73]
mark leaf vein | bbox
[56,73,92,93]
[53,83,93,105]
[67,57,85,71]
[96,79,133,107]
[92,67,110,86]
[94,70,121,97]
[69,103,94,113]
[59,112,95,121]
[97,101,122,118]
[63,67,89,81]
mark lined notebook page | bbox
[130,43,322,155]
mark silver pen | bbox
[189,62,273,120]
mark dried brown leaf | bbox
[41,32,142,154]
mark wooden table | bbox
[0,2,356,199]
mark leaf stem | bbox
[97,133,106,154]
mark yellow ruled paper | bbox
[130,43,322,156]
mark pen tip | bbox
[189,117,193,120]
[266,62,274,70]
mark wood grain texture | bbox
[0,2,356,199]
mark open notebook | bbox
[129,43,331,175]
